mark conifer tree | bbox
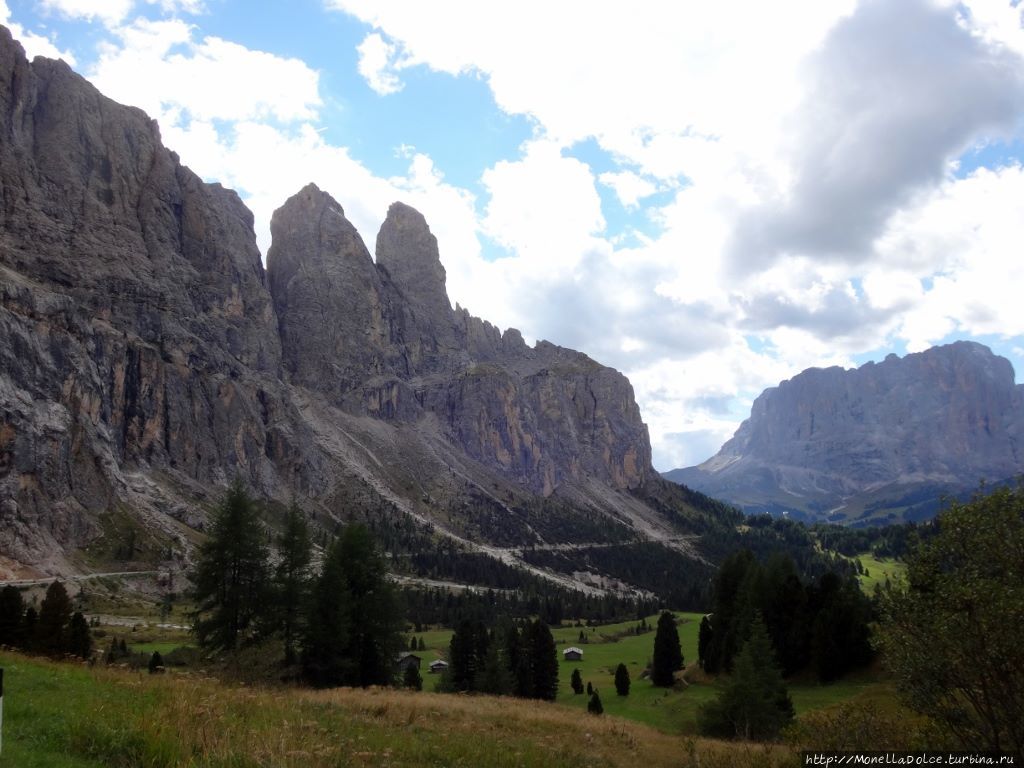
[698,615,713,669]
[67,611,92,659]
[0,585,25,648]
[23,605,37,650]
[148,650,164,674]
[614,662,631,696]
[274,501,312,665]
[37,580,72,656]
[652,611,683,686]
[587,689,604,715]
[570,667,584,694]
[523,619,558,701]
[403,663,422,691]
[303,524,404,688]
[191,479,270,653]
[697,615,795,740]
[417,636,426,652]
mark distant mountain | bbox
[0,26,725,588]
[666,342,1024,525]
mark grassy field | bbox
[409,612,889,735]
[856,554,907,592]
[0,651,801,768]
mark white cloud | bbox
[90,18,321,123]
[356,32,406,95]
[480,140,605,270]
[598,170,658,209]
[39,0,134,26]
[1,1,77,63]
[146,0,204,13]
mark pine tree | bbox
[418,637,426,652]
[191,479,271,653]
[698,615,713,669]
[274,501,312,665]
[697,615,795,740]
[570,667,584,694]
[586,680,593,696]
[37,581,72,656]
[403,663,422,691]
[23,606,37,651]
[409,636,418,652]
[303,524,404,688]
[614,662,631,696]
[524,619,558,701]
[67,611,92,659]
[652,611,683,686]
[0,585,25,648]
[587,689,604,715]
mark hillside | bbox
[667,342,1024,525]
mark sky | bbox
[3,0,1024,472]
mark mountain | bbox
[667,342,1024,525]
[0,26,721,587]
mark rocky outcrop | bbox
[668,342,1024,524]
[267,185,651,495]
[0,26,659,575]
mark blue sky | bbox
[3,0,1024,471]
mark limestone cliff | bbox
[667,342,1024,524]
[0,26,670,578]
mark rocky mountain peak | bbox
[668,341,1024,524]
[1,25,665,577]
[376,201,449,309]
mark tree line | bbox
[0,580,92,660]
[698,550,874,682]
[190,480,404,687]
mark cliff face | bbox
[668,342,1024,524]
[0,27,657,576]
[266,186,651,496]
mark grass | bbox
[0,651,799,768]
[410,613,890,735]
[856,554,907,592]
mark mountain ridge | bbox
[0,26,712,586]
[667,340,1024,525]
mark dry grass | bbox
[3,651,809,767]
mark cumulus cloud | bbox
[38,0,134,26]
[1,1,77,63]
[598,170,658,209]
[356,31,407,95]
[90,19,321,123]
[728,0,1024,269]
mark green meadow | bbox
[855,554,907,592]
[410,612,890,734]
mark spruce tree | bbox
[67,611,92,659]
[303,524,404,688]
[697,615,795,740]
[37,581,72,656]
[23,606,37,651]
[274,501,312,665]
[614,662,631,696]
[403,663,422,691]
[698,615,713,669]
[418,636,426,652]
[191,479,271,653]
[0,585,25,648]
[524,619,558,701]
[570,667,584,694]
[652,611,683,686]
[587,689,604,715]
[148,650,164,674]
